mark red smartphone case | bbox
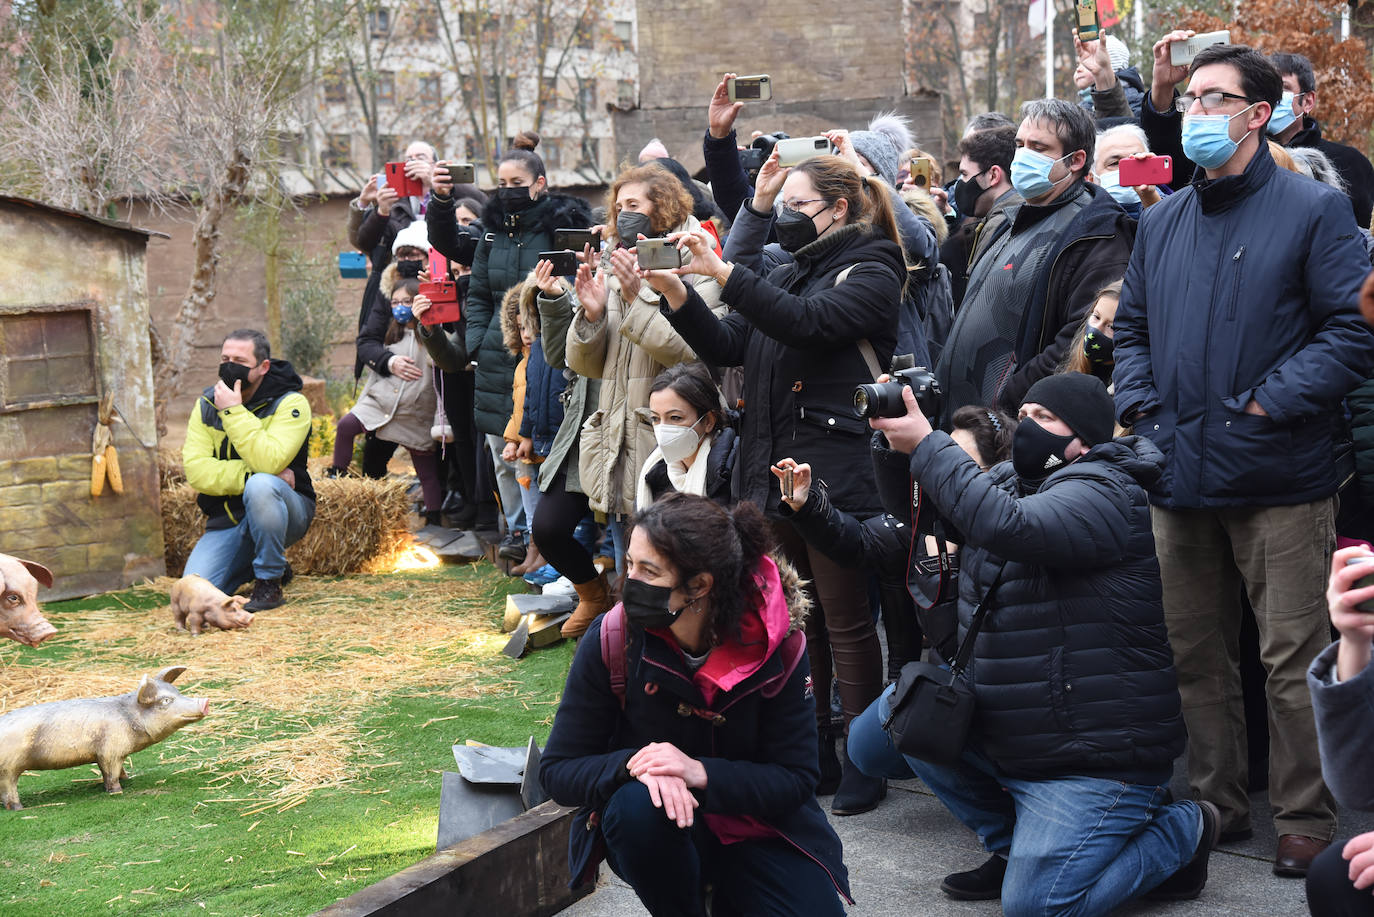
[1118,155,1172,187]
[384,161,424,198]
[418,280,461,326]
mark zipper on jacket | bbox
[1035,232,1114,356]
[1225,245,1245,321]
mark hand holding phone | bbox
[538,250,582,276]
[1170,29,1230,67]
[385,161,424,198]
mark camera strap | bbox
[907,478,953,613]
[832,264,885,382]
[950,561,1008,678]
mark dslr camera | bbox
[739,131,788,180]
[853,366,942,420]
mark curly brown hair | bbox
[605,163,694,244]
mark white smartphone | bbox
[774,136,832,168]
[1171,30,1230,68]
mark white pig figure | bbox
[0,665,208,810]
[169,574,252,636]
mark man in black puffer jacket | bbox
[848,373,1218,916]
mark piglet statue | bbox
[170,574,253,636]
[0,665,208,810]
[0,553,58,647]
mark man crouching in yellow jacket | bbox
[182,329,315,612]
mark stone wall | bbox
[0,199,165,599]
[613,0,944,173]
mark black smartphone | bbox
[538,250,581,275]
[553,228,601,252]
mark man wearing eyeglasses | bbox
[1113,43,1374,880]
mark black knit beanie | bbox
[1022,373,1115,446]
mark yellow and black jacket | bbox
[183,360,314,529]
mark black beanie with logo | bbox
[1022,373,1115,447]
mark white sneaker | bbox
[543,576,576,596]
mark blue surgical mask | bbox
[1099,170,1140,207]
[1181,105,1255,170]
[1011,147,1074,200]
[392,303,414,324]
[1266,91,1297,136]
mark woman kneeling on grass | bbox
[540,493,851,917]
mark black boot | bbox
[244,577,284,612]
[940,854,1007,900]
[831,745,886,815]
[816,727,841,796]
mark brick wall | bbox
[615,0,944,173]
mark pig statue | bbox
[0,665,208,810]
[0,553,57,647]
[170,574,253,636]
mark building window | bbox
[540,76,558,104]
[613,20,633,45]
[574,17,595,50]
[378,134,400,160]
[281,132,306,167]
[410,9,438,40]
[369,7,391,38]
[616,80,635,108]
[577,80,596,111]
[542,138,561,170]
[323,70,348,104]
[376,71,396,105]
[324,134,352,169]
[0,309,96,410]
[419,74,441,98]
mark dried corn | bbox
[105,443,123,495]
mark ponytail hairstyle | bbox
[950,405,1015,469]
[792,155,903,252]
[648,362,726,439]
[384,278,421,346]
[629,493,774,646]
[499,130,547,187]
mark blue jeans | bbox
[848,685,1202,917]
[607,515,628,576]
[184,474,314,593]
[600,782,845,917]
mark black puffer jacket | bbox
[454,192,593,436]
[908,430,1185,783]
[663,222,903,517]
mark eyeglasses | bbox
[1175,91,1254,113]
[777,198,827,214]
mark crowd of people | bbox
[175,28,1374,917]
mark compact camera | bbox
[853,366,943,420]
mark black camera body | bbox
[853,366,942,420]
[739,131,789,179]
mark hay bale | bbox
[160,475,413,578]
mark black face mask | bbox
[773,204,832,254]
[1011,417,1078,483]
[616,211,653,247]
[395,259,423,278]
[498,186,538,213]
[1083,328,1115,366]
[218,361,253,390]
[621,578,682,631]
[952,169,989,217]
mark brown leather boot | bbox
[561,573,611,639]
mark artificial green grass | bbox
[0,562,576,916]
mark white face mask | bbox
[655,415,707,463]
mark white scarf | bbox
[635,433,714,510]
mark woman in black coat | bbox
[540,494,850,917]
[642,152,905,814]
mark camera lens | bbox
[853,387,873,418]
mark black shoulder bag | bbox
[882,561,1008,767]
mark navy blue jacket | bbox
[1113,142,1374,509]
[541,604,850,901]
[910,431,1186,783]
[518,337,564,457]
